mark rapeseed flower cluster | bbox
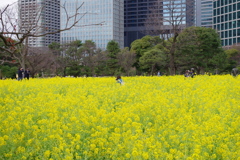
[0,75,239,159]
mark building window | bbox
[233,12,236,19]
[225,31,228,38]
[229,39,232,45]
[225,23,228,30]
[213,1,216,8]
[225,14,228,21]
[233,4,236,11]
[233,38,236,44]
[221,0,224,5]
[225,39,228,46]
[229,13,232,21]
[229,30,232,37]
[221,23,224,30]
[238,29,240,36]
[221,32,224,38]
[220,7,223,14]
[229,22,232,29]
[233,30,236,36]
[221,15,224,22]
[229,5,232,12]
[217,1,220,7]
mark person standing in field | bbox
[190,68,196,78]
[17,68,24,81]
[24,69,30,80]
[184,70,190,77]
[231,67,238,77]
[116,76,123,85]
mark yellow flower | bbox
[125,153,131,158]
[132,149,138,157]
[142,152,149,159]
[0,76,239,159]
[44,150,51,158]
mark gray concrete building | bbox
[18,0,60,47]
[196,0,213,28]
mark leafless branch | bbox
[0,1,104,54]
[143,0,195,75]
[144,0,194,40]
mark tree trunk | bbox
[151,64,155,76]
[169,52,175,75]
[63,67,67,77]
[0,69,2,79]
[168,35,177,75]
[200,67,205,75]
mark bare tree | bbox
[117,47,136,76]
[93,50,108,76]
[26,47,57,78]
[48,40,82,77]
[144,0,195,75]
[0,1,104,69]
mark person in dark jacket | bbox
[24,69,30,80]
[17,68,24,81]
[231,67,238,77]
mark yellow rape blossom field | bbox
[0,75,240,160]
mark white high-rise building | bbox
[60,0,124,49]
[18,0,60,47]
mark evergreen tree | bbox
[106,40,120,75]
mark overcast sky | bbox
[0,0,17,8]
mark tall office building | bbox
[18,0,60,47]
[124,0,158,47]
[124,0,195,48]
[60,0,124,49]
[213,0,240,46]
[196,0,213,28]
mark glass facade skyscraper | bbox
[60,0,124,49]
[124,0,195,47]
[124,0,158,47]
[213,0,240,46]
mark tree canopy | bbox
[176,26,227,74]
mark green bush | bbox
[0,66,18,79]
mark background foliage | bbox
[1,27,240,78]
